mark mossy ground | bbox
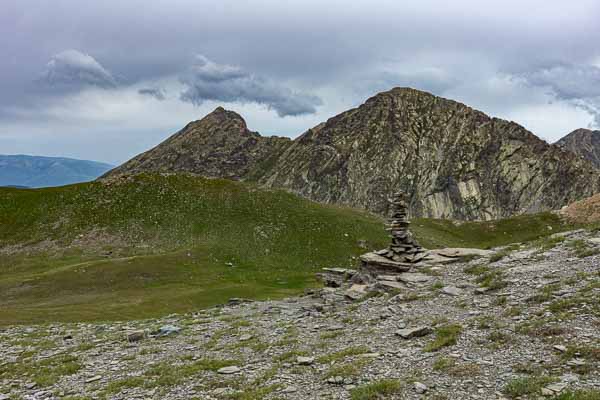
[0,174,581,325]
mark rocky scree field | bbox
[1,228,599,399]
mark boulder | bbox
[396,326,433,339]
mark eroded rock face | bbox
[103,88,600,220]
[556,128,600,169]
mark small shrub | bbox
[503,376,555,398]
[424,324,463,352]
[350,379,403,400]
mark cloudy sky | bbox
[2,0,600,164]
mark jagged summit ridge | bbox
[556,128,600,168]
[103,87,600,220]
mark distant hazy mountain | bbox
[555,128,600,169]
[0,155,113,188]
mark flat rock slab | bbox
[376,274,400,281]
[217,366,241,374]
[397,273,431,284]
[396,326,433,339]
[360,252,412,273]
[344,290,365,301]
[377,280,404,291]
[297,356,315,365]
[85,376,102,384]
[420,253,461,265]
[441,286,462,296]
[432,248,492,258]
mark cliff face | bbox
[103,88,600,220]
[556,128,600,169]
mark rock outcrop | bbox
[556,128,600,169]
[103,88,600,220]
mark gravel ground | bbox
[1,230,599,400]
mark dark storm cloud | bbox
[179,55,322,117]
[138,87,166,101]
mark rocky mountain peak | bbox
[186,106,249,137]
[104,88,600,220]
[556,128,600,168]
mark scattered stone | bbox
[3,228,600,400]
[377,280,405,291]
[327,376,345,385]
[396,326,433,339]
[359,252,411,274]
[126,330,146,342]
[397,272,431,284]
[432,248,492,258]
[441,286,462,296]
[85,376,102,384]
[376,274,399,281]
[414,382,428,394]
[297,356,315,365]
[153,325,181,337]
[217,366,240,374]
[0,394,9,400]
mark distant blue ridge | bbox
[0,154,114,188]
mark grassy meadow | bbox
[0,174,576,325]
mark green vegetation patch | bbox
[0,353,81,387]
[552,389,600,400]
[0,174,584,325]
[350,379,403,400]
[424,324,463,352]
[503,375,555,399]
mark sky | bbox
[2,0,600,165]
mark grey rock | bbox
[85,375,102,383]
[297,356,315,365]
[154,325,181,337]
[217,366,241,374]
[414,382,428,394]
[396,326,433,339]
[441,286,462,296]
[397,273,431,284]
[126,330,146,342]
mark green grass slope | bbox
[0,174,575,325]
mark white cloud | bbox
[39,49,118,89]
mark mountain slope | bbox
[555,128,600,168]
[103,88,600,220]
[0,174,576,324]
[0,154,113,188]
[103,107,290,180]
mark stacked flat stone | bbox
[381,191,426,263]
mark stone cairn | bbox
[380,191,426,263]
[357,191,428,275]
